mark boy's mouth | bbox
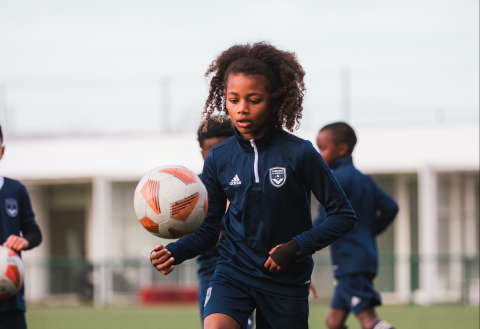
[237,120,252,129]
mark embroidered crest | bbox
[5,199,18,217]
[269,167,286,188]
[204,287,212,307]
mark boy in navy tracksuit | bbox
[151,42,357,329]
[0,126,43,329]
[196,117,254,329]
[314,122,398,329]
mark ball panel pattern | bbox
[171,193,199,222]
[148,171,172,182]
[134,191,147,219]
[141,180,161,215]
[159,177,187,203]
[139,216,160,234]
[159,168,196,185]
[158,218,185,238]
[168,227,193,239]
[6,265,20,289]
[135,173,149,194]
[185,208,207,232]
[0,246,24,299]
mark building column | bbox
[417,166,438,304]
[394,175,411,303]
[23,185,49,303]
[448,174,462,300]
[464,175,478,257]
[91,177,112,307]
[463,175,479,305]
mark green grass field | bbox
[26,303,479,329]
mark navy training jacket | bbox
[167,124,356,299]
[0,176,42,313]
[196,174,220,284]
[313,156,398,278]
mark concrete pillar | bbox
[448,174,462,299]
[23,185,49,303]
[394,175,411,302]
[464,176,478,257]
[417,166,438,304]
[91,177,112,307]
[463,175,479,305]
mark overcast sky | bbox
[0,0,478,136]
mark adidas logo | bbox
[229,175,241,186]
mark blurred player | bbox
[314,122,398,329]
[151,42,357,329]
[196,117,254,329]
[0,125,43,329]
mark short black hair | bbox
[197,116,234,149]
[0,125,3,143]
[320,122,357,155]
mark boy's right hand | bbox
[150,244,175,275]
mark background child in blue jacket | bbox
[314,122,398,329]
[151,42,357,329]
[196,117,254,329]
[0,126,43,329]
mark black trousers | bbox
[0,310,27,329]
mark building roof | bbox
[1,122,478,182]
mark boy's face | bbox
[316,129,348,168]
[201,137,231,161]
[223,73,271,140]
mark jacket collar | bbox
[330,156,354,170]
[234,122,277,152]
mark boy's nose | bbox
[238,100,249,114]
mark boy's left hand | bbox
[3,235,29,252]
[264,240,302,273]
[264,244,283,272]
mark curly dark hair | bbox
[203,42,306,132]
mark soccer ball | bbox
[0,246,24,299]
[134,165,208,239]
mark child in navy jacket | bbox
[314,122,398,329]
[151,43,357,329]
[0,126,42,329]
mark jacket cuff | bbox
[293,234,315,257]
[23,231,43,250]
[165,243,185,265]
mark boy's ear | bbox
[0,145,5,160]
[338,143,349,156]
[223,89,226,97]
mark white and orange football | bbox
[134,165,208,239]
[0,246,24,299]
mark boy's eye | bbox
[250,99,261,104]
[229,99,239,104]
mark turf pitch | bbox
[27,303,479,329]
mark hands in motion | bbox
[3,235,29,252]
[264,240,302,273]
[264,244,283,272]
[150,244,175,275]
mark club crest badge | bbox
[269,167,286,188]
[5,199,18,217]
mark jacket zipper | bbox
[250,140,260,184]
